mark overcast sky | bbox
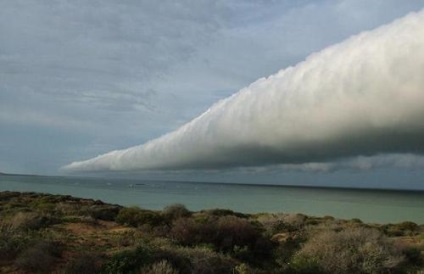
[1,1,424,189]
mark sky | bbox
[1,1,424,189]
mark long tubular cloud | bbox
[64,9,424,172]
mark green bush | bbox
[140,260,179,274]
[0,224,31,260]
[255,213,308,235]
[101,244,152,274]
[9,211,59,231]
[287,256,325,274]
[203,208,248,218]
[397,221,418,231]
[162,204,191,222]
[113,229,143,247]
[116,207,164,227]
[382,222,419,237]
[30,196,59,214]
[88,205,121,221]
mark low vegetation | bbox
[0,191,423,273]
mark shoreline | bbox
[2,175,424,224]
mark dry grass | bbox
[292,227,405,273]
[140,260,179,274]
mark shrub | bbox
[35,201,56,213]
[203,208,248,218]
[15,240,62,273]
[234,263,254,274]
[181,246,237,274]
[156,246,236,274]
[0,191,21,201]
[214,215,263,253]
[170,217,205,246]
[402,247,423,268]
[170,215,273,265]
[396,221,418,232]
[9,211,58,231]
[171,216,263,251]
[101,244,152,274]
[256,213,308,235]
[116,207,164,227]
[287,256,325,274]
[0,224,31,260]
[112,229,144,247]
[56,202,79,215]
[292,227,404,274]
[64,253,101,274]
[163,204,191,222]
[350,218,363,224]
[140,260,179,274]
[29,196,59,214]
[255,214,281,234]
[88,205,121,221]
[383,221,419,236]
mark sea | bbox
[1,174,423,224]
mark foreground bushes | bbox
[171,216,265,251]
[290,227,405,274]
[101,244,152,274]
[1,192,423,274]
[15,240,63,273]
[170,215,274,267]
[64,253,101,274]
[154,246,237,274]
[99,243,237,274]
[140,260,178,274]
[0,224,31,260]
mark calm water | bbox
[1,174,423,224]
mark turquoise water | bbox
[1,174,423,224]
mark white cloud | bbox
[64,9,424,172]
